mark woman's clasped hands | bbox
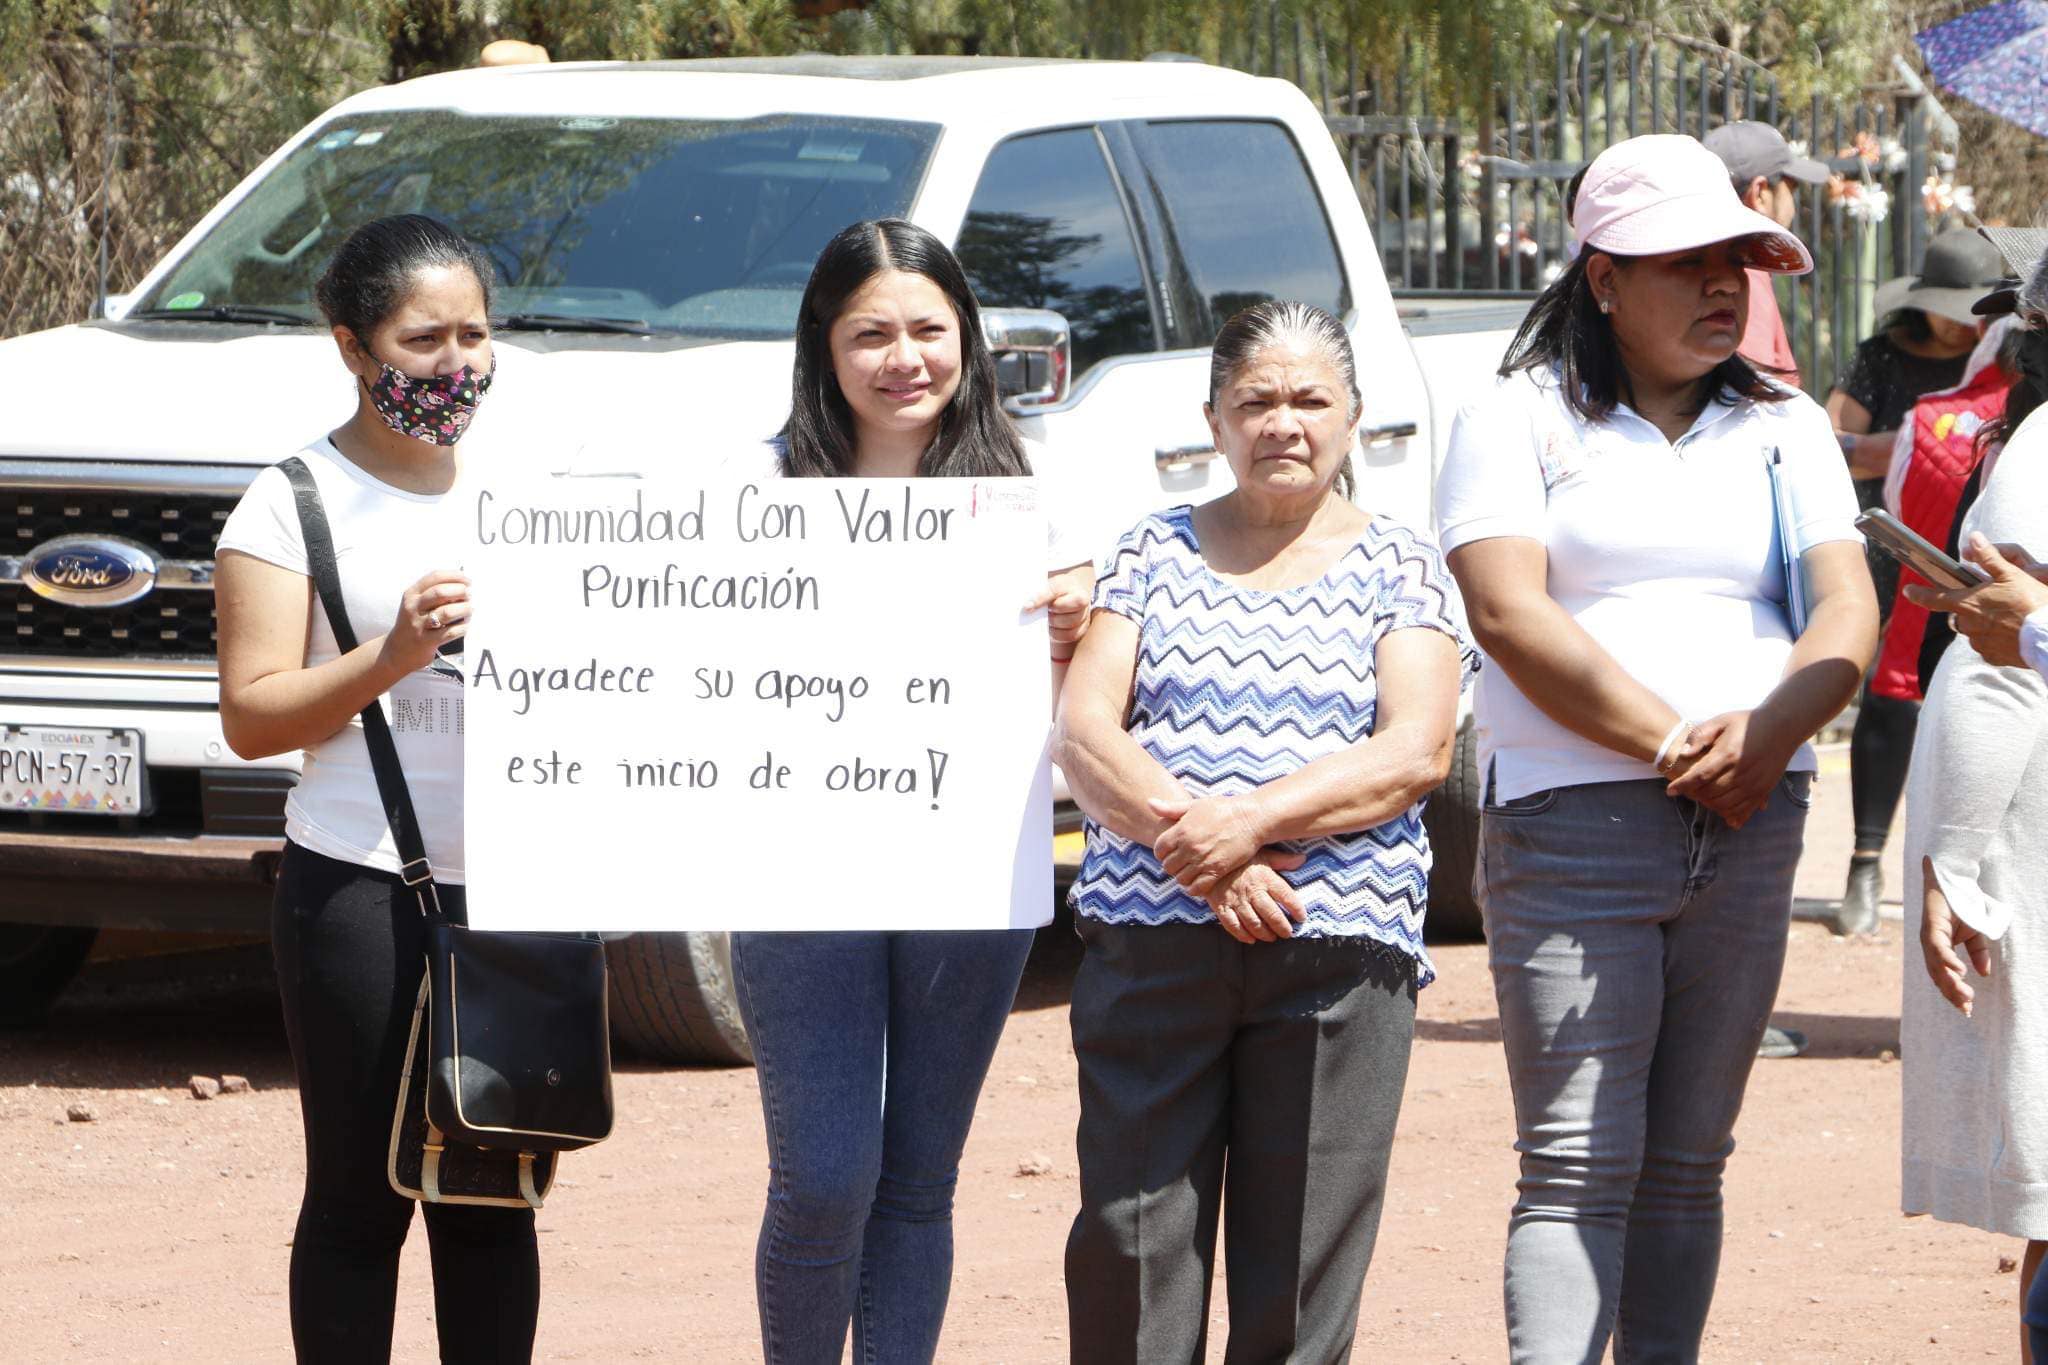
[1149,792,1307,944]
[1661,708,1801,829]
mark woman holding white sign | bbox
[214,216,539,1363]
[725,218,1090,1365]
[1056,300,1476,1361]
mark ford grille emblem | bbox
[22,535,159,608]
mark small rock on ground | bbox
[189,1076,221,1101]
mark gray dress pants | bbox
[1064,919,1417,1365]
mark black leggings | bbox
[1848,687,1921,855]
[1847,473,1923,858]
[272,841,539,1364]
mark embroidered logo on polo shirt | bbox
[1538,431,1588,493]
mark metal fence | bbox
[1227,23,1946,400]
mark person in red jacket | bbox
[1821,229,2005,933]
[1875,322,2019,702]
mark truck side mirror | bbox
[981,308,1072,415]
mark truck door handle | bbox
[1156,444,1218,472]
[1362,420,1418,447]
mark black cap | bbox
[1971,226,2048,316]
[1702,121,1830,187]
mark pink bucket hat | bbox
[1574,134,1814,275]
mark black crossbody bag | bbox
[281,457,614,1210]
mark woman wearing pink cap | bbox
[1435,134,1877,1362]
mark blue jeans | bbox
[1480,775,1811,1365]
[730,929,1033,1365]
[2028,1254,2048,1360]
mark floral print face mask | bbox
[362,354,494,446]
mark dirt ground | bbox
[0,751,2027,1362]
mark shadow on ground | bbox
[1416,1016,1505,1044]
[1765,1011,1901,1061]
[0,912,1088,1091]
[0,943,291,1091]
[1414,1010,1898,1060]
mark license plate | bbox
[0,726,147,816]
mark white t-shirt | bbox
[721,436,1092,572]
[218,439,471,882]
[1435,368,1863,801]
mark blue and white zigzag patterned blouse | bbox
[1070,506,1477,986]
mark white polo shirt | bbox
[1435,367,1862,802]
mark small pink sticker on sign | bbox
[970,481,1039,517]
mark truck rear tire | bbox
[0,925,97,1025]
[1422,717,1485,941]
[605,931,753,1067]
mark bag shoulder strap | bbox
[278,455,443,909]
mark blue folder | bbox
[1768,445,1808,637]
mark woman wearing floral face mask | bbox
[214,214,530,1364]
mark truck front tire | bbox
[1422,717,1485,941]
[0,925,97,1025]
[605,931,753,1067]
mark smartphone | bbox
[1855,508,1989,589]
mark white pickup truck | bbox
[0,54,1521,1062]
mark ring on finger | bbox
[426,611,442,629]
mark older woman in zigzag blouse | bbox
[1053,299,1476,1364]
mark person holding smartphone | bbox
[1891,248,2048,1355]
[1435,135,1875,1362]
[1911,534,2048,675]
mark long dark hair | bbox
[314,214,495,341]
[1886,308,1936,344]
[779,219,1031,479]
[1500,252,1783,423]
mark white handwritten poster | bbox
[461,474,1056,933]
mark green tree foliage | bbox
[1559,0,1889,102]
[382,0,480,80]
[455,0,807,65]
[0,0,815,338]
[0,0,1987,342]
[0,1,384,337]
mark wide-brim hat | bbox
[1970,225,2048,317]
[1873,227,2012,324]
[1573,134,1815,275]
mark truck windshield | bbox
[134,112,939,337]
